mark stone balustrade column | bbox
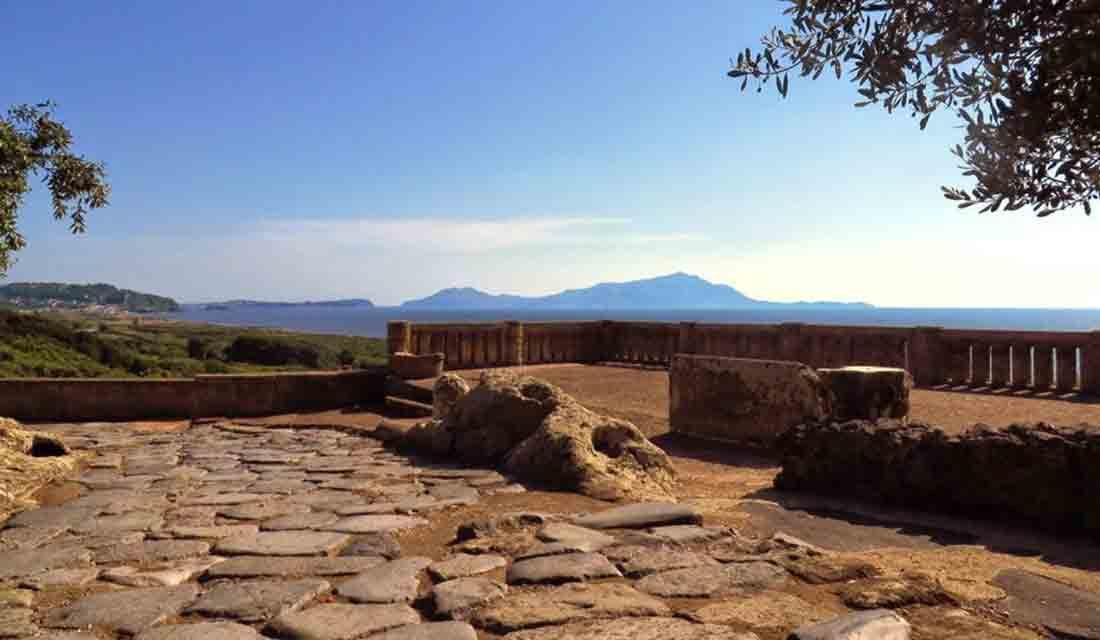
[1086,332,1100,396]
[503,321,525,366]
[387,321,411,356]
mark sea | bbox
[164,306,1100,338]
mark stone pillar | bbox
[503,321,525,366]
[990,344,1010,388]
[1057,347,1078,392]
[779,323,805,362]
[1033,346,1053,391]
[907,327,944,387]
[678,322,697,355]
[387,321,411,356]
[1085,333,1100,396]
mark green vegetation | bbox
[1,102,110,275]
[0,282,179,312]
[0,310,385,378]
[729,1,1100,216]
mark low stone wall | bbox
[776,420,1100,537]
[389,352,444,380]
[670,355,832,444]
[0,370,386,423]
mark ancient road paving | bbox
[0,420,1085,639]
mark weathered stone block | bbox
[670,355,832,444]
[818,366,911,420]
[389,352,444,380]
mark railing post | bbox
[678,322,697,355]
[503,321,525,366]
[387,321,411,356]
[907,326,944,387]
[1084,332,1100,396]
[779,323,804,362]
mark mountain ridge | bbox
[0,282,179,312]
[400,273,871,310]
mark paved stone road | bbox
[0,421,1067,640]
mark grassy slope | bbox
[0,311,386,378]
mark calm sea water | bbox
[165,306,1100,338]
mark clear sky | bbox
[5,0,1097,307]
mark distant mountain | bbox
[0,282,179,312]
[400,273,872,310]
[200,299,375,311]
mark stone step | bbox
[384,396,433,419]
[385,376,435,405]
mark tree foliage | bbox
[729,0,1099,216]
[0,102,110,274]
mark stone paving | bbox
[0,419,1089,639]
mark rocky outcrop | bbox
[776,419,1100,536]
[396,372,676,501]
[433,374,469,420]
[0,418,77,520]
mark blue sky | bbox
[5,0,1097,307]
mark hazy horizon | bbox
[5,1,1098,308]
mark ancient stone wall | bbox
[669,355,833,444]
[390,320,1100,396]
[0,370,385,423]
[776,419,1100,536]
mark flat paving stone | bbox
[100,557,223,587]
[617,550,720,578]
[205,556,387,578]
[325,514,428,534]
[181,492,267,506]
[186,578,329,622]
[507,552,621,585]
[19,567,100,590]
[428,484,479,501]
[473,583,670,633]
[219,502,310,521]
[0,546,92,580]
[4,505,99,530]
[649,525,730,544]
[573,503,701,530]
[429,554,507,581]
[536,523,616,551]
[95,540,211,564]
[636,561,787,598]
[0,526,66,550]
[43,585,201,636]
[261,512,339,531]
[333,503,399,516]
[337,557,432,603]
[992,568,1100,639]
[0,589,34,607]
[265,603,420,640]
[788,609,911,640]
[433,577,507,617]
[214,531,350,556]
[340,532,402,559]
[504,616,761,640]
[373,622,478,640]
[134,621,267,640]
[167,524,260,539]
[71,511,164,535]
[688,590,838,630]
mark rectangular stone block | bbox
[670,354,831,444]
[388,352,444,380]
[817,366,911,421]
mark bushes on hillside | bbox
[225,334,336,368]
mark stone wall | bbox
[0,370,385,423]
[776,419,1100,537]
[669,355,833,444]
[389,320,1100,396]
